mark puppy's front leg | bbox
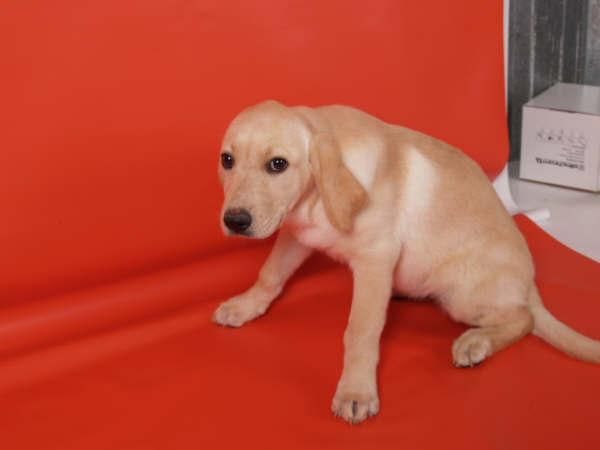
[213,227,312,327]
[332,256,394,424]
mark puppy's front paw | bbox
[212,297,266,327]
[331,384,380,424]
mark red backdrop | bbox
[1,0,507,303]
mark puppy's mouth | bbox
[225,228,253,238]
[254,214,286,239]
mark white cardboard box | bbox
[520,82,600,192]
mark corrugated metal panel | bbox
[586,0,600,84]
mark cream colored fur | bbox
[213,100,600,424]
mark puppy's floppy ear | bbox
[309,133,368,233]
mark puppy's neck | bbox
[285,180,320,229]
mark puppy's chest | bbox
[393,249,433,299]
[287,204,349,262]
[294,224,339,251]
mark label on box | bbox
[520,107,600,191]
[534,128,585,171]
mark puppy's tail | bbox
[530,287,600,363]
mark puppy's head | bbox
[218,100,312,238]
[218,100,368,239]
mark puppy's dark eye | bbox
[267,157,288,173]
[221,152,234,170]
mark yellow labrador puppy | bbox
[213,100,600,424]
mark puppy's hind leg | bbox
[452,307,533,367]
[447,280,534,367]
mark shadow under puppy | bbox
[214,100,600,424]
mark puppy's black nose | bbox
[223,208,252,234]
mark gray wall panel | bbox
[586,0,600,84]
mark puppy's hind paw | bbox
[452,329,492,368]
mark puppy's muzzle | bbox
[223,208,252,234]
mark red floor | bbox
[1,218,599,450]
